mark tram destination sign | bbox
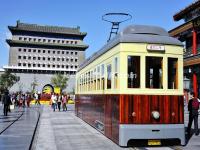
[147,44,165,52]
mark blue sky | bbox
[0,0,194,67]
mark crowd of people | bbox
[50,93,69,112]
[1,90,73,116]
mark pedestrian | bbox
[187,92,200,136]
[51,93,57,112]
[62,94,67,111]
[2,90,11,116]
[35,92,40,105]
[57,94,62,111]
[26,93,31,107]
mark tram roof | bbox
[78,25,183,72]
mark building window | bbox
[53,51,55,54]
[33,38,36,42]
[28,49,31,52]
[66,65,69,69]
[114,57,118,89]
[43,57,45,61]
[43,39,46,42]
[29,38,32,41]
[75,41,77,44]
[75,59,78,62]
[168,58,178,89]
[48,50,50,54]
[33,49,36,53]
[62,58,64,61]
[66,58,69,62]
[146,57,163,89]
[53,58,55,61]
[38,50,41,53]
[38,39,41,42]
[38,64,40,67]
[62,65,64,68]
[18,48,21,52]
[62,51,64,54]
[18,63,21,66]
[48,64,50,68]
[48,57,50,61]
[62,40,64,43]
[66,51,69,54]
[71,52,73,55]
[128,56,140,88]
[75,65,77,69]
[33,64,36,67]
[18,56,21,59]
[57,65,60,68]
[57,51,60,54]
[43,64,45,67]
[53,40,56,43]
[71,59,73,62]
[57,58,60,61]
[23,63,26,66]
[38,57,40,60]
[23,56,26,59]
[75,52,78,55]
[43,50,45,53]
[107,64,112,89]
[101,64,105,90]
[66,41,69,44]
[53,65,55,68]
[48,39,51,43]
[28,56,31,59]
[28,64,31,67]
[23,49,26,52]
[19,37,22,40]
[24,38,27,41]
[58,40,60,43]
[71,65,73,68]
[71,41,73,44]
[33,57,36,60]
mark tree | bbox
[51,74,68,92]
[0,70,19,93]
[30,76,38,94]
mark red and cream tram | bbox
[75,25,185,146]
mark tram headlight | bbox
[151,111,160,120]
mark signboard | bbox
[147,44,165,52]
[54,87,61,94]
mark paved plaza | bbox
[0,103,199,150]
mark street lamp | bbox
[183,76,190,90]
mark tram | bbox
[75,25,185,146]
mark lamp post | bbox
[183,76,190,90]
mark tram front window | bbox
[168,58,178,89]
[146,57,163,89]
[128,56,140,88]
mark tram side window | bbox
[97,66,100,90]
[128,56,140,88]
[114,57,118,89]
[168,58,178,89]
[107,64,112,89]
[101,64,105,90]
[146,57,163,89]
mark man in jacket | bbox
[2,90,11,116]
[187,92,200,136]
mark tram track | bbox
[0,110,24,135]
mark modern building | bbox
[169,0,200,97]
[4,21,88,93]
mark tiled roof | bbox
[8,21,87,36]
[174,0,200,21]
[6,39,88,50]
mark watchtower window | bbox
[128,56,140,88]
[168,58,178,89]
[146,57,163,89]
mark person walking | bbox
[57,94,62,111]
[2,90,11,116]
[51,93,57,112]
[62,94,67,111]
[187,92,200,136]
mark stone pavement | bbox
[0,104,41,150]
[32,105,132,150]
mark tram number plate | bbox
[148,140,161,146]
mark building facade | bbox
[4,21,88,93]
[169,1,200,98]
